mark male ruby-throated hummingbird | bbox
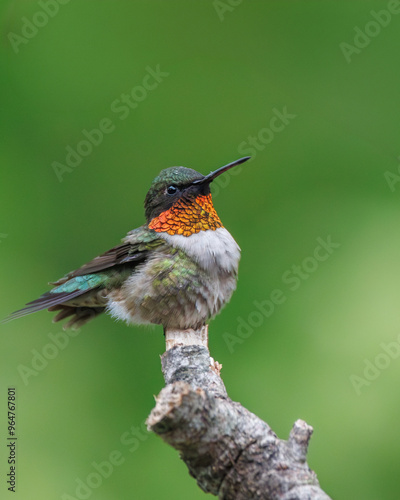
[4,157,250,330]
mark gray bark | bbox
[147,342,332,500]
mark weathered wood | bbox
[147,342,331,500]
[165,324,209,351]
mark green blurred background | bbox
[1,1,400,498]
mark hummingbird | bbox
[4,157,250,331]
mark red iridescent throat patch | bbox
[149,194,223,236]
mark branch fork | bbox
[148,328,331,500]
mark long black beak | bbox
[192,156,251,185]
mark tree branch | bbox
[147,332,331,500]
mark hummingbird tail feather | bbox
[2,289,90,323]
[49,305,105,330]
[2,273,109,325]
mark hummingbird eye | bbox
[166,185,178,195]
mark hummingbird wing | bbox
[3,226,164,325]
[51,226,162,283]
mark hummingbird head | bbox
[144,157,250,237]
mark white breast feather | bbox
[160,227,240,274]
